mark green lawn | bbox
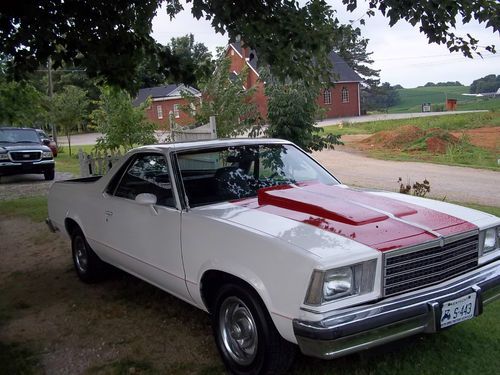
[389,85,470,113]
[387,85,500,113]
[55,144,95,176]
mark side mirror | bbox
[135,193,157,205]
[42,139,51,146]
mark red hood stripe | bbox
[234,183,477,252]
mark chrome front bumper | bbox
[293,259,500,359]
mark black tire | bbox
[212,283,296,375]
[44,169,55,181]
[71,229,106,283]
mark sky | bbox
[151,1,500,88]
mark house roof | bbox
[228,42,362,83]
[133,84,201,106]
[327,51,362,82]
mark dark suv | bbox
[0,127,55,180]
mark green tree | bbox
[165,34,214,88]
[92,86,156,151]
[0,78,46,126]
[2,1,496,89]
[182,56,259,137]
[334,25,380,86]
[264,75,341,152]
[470,74,500,94]
[51,85,90,155]
[363,82,401,112]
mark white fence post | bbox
[77,149,122,177]
[209,115,217,139]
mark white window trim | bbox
[323,89,332,105]
[157,105,163,119]
[342,87,350,103]
[173,104,180,119]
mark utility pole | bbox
[47,57,58,144]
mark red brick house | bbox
[133,84,201,129]
[226,41,362,119]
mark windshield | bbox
[0,129,40,144]
[177,144,339,207]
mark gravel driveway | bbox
[0,172,74,200]
[313,147,500,207]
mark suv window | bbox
[114,154,175,207]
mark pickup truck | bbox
[0,127,55,180]
[47,139,500,375]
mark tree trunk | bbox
[67,131,72,156]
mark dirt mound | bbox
[362,125,424,149]
[361,126,465,154]
[451,127,500,151]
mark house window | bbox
[190,102,196,116]
[157,105,163,119]
[323,89,332,105]
[341,87,349,103]
[231,49,235,56]
[173,104,180,118]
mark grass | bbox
[389,85,469,113]
[0,285,40,375]
[323,112,500,136]
[0,196,48,222]
[55,144,95,176]
[293,300,500,375]
[323,112,500,170]
[387,85,500,113]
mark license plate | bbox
[440,292,476,328]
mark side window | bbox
[114,154,175,207]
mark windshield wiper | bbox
[15,140,38,143]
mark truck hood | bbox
[0,142,50,152]
[194,183,491,257]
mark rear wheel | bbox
[71,229,106,283]
[44,169,55,181]
[212,283,296,375]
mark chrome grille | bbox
[9,151,42,161]
[384,233,479,297]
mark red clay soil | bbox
[451,127,500,152]
[361,125,424,149]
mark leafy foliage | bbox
[333,25,380,86]
[135,34,214,91]
[92,86,156,151]
[182,56,260,137]
[0,79,46,126]
[51,85,89,155]
[343,0,499,56]
[264,75,342,152]
[424,81,463,87]
[363,82,401,111]
[469,74,500,94]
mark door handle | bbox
[105,211,113,216]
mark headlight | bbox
[0,153,8,160]
[42,151,53,159]
[481,227,499,254]
[305,260,377,306]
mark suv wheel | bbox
[44,169,55,180]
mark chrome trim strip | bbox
[385,240,479,270]
[8,149,43,162]
[386,248,478,278]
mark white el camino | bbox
[47,139,500,374]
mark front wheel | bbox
[44,169,55,180]
[212,284,296,375]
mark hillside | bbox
[387,85,500,113]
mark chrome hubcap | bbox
[219,296,258,365]
[74,236,88,273]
